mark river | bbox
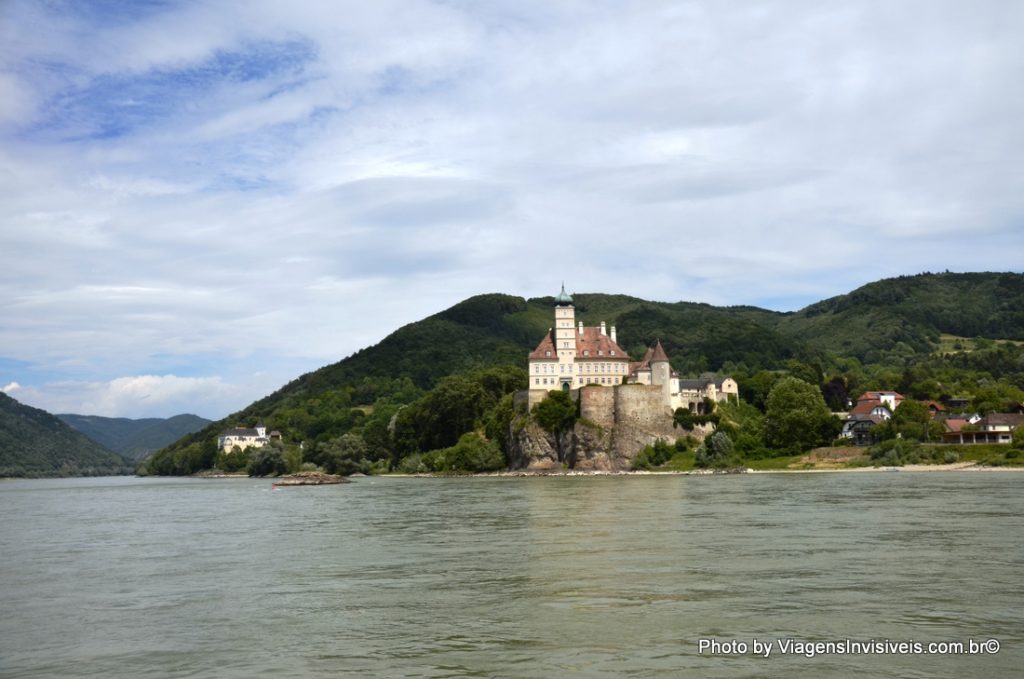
[1,472,1021,677]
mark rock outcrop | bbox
[508,393,710,472]
[272,471,350,486]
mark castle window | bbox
[583,350,589,356]
[598,350,603,356]
[545,350,551,357]
[610,351,615,356]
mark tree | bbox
[695,431,737,468]
[315,433,369,475]
[764,377,838,454]
[216,445,251,472]
[820,376,849,412]
[532,390,577,435]
[483,393,516,454]
[876,400,944,442]
[248,446,287,477]
[740,370,783,411]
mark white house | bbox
[217,423,280,453]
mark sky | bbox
[1,0,1022,419]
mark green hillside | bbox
[144,272,1024,475]
[777,272,1024,362]
[0,393,130,477]
[57,413,210,461]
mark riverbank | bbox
[419,461,1024,477]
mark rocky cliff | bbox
[508,393,710,472]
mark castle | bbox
[527,284,738,413]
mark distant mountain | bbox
[0,393,130,477]
[57,413,211,461]
[151,271,1024,470]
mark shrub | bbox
[868,439,920,466]
[633,439,675,470]
[441,433,505,473]
[397,453,429,474]
[695,432,739,468]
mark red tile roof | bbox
[528,330,558,360]
[529,326,629,361]
[943,418,968,433]
[856,391,905,403]
[849,400,892,416]
[575,327,629,360]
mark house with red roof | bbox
[840,397,897,445]
[941,413,1024,444]
[855,390,905,411]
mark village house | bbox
[527,285,737,412]
[857,390,904,411]
[941,413,1024,445]
[840,391,904,444]
[216,423,281,453]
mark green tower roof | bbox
[554,282,573,306]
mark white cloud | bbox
[0,1,1022,417]
[11,375,243,419]
[2,381,20,393]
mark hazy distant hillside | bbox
[150,271,1024,473]
[58,413,210,461]
[0,393,129,477]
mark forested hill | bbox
[777,272,1024,361]
[147,271,1024,474]
[57,413,210,461]
[0,393,130,477]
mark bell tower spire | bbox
[553,284,576,389]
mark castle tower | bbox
[650,340,672,408]
[553,283,576,390]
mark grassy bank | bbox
[642,443,1023,472]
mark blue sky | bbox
[1,0,1022,418]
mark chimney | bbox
[600,321,607,336]
[611,326,617,343]
[578,321,584,334]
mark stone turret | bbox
[650,340,672,408]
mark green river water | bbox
[1,472,1021,677]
